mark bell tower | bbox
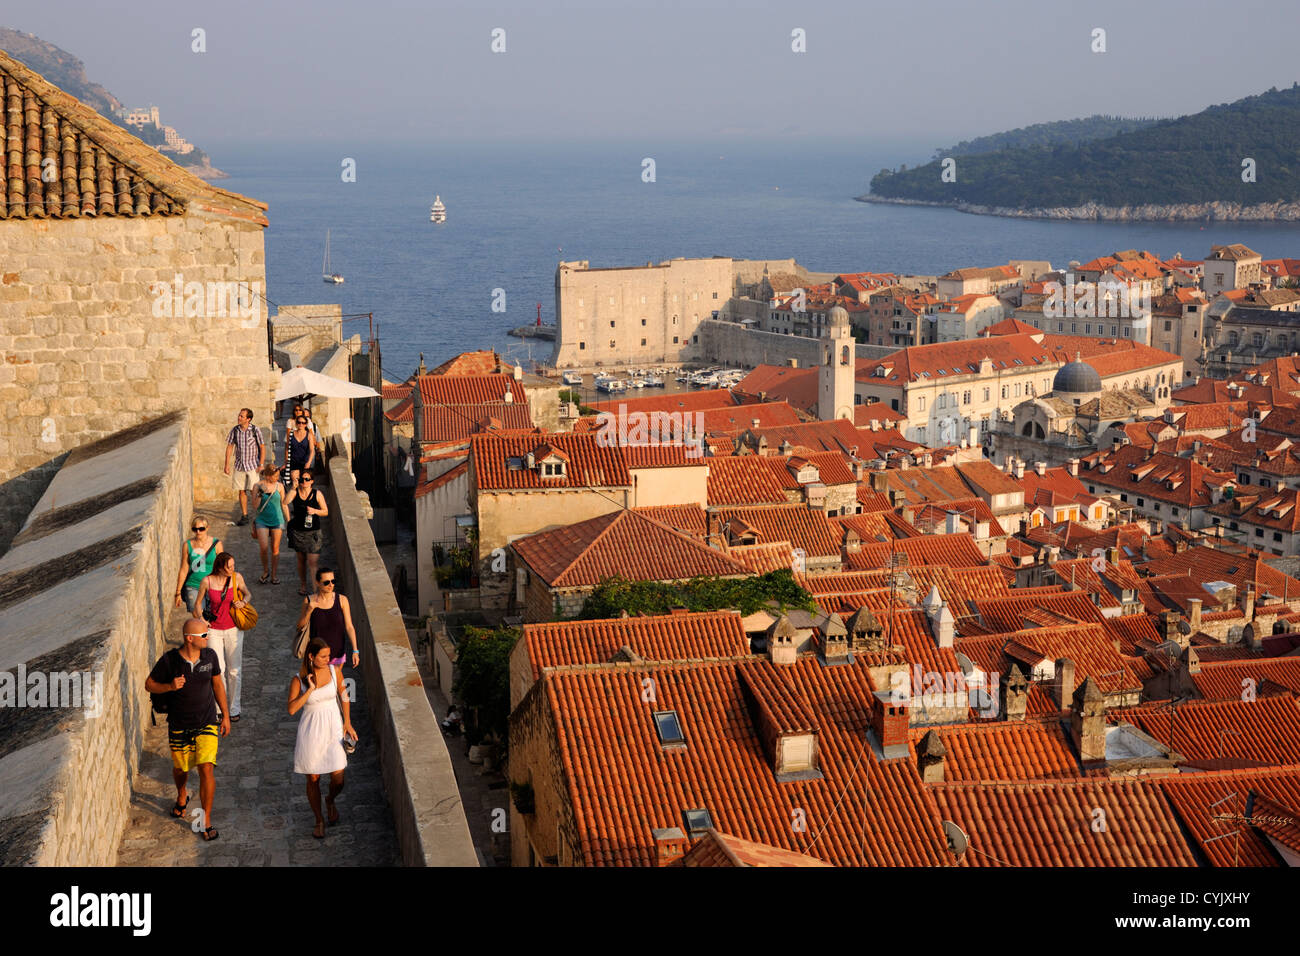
[818,305,855,421]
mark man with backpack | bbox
[145,618,232,841]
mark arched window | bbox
[840,345,850,366]
[1022,422,1035,436]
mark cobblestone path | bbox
[116,499,400,866]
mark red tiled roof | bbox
[382,382,412,400]
[520,610,750,680]
[632,505,708,538]
[930,779,1196,867]
[1117,696,1300,766]
[471,433,630,491]
[536,657,952,866]
[727,542,796,574]
[0,51,268,224]
[734,365,819,413]
[414,459,468,499]
[587,388,739,416]
[852,403,907,426]
[847,534,987,571]
[511,510,753,589]
[1192,659,1300,701]
[1139,546,1300,602]
[1082,446,1234,510]
[706,456,798,506]
[956,622,1139,697]
[422,402,532,443]
[980,317,1041,337]
[1159,768,1300,866]
[428,350,515,376]
[681,829,833,867]
[907,721,1082,783]
[718,504,841,558]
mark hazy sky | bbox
[11,0,1300,149]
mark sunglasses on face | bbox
[190,631,209,639]
[319,580,335,586]
[192,526,206,532]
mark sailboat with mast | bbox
[322,230,344,284]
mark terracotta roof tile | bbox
[1116,696,1300,766]
[535,657,952,866]
[1192,659,1300,701]
[907,721,1082,783]
[680,829,833,866]
[471,433,630,491]
[1158,768,1300,866]
[0,50,267,224]
[511,510,753,589]
[718,504,841,558]
[520,610,750,680]
[930,779,1196,866]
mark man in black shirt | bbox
[145,618,232,841]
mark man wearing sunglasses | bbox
[145,618,232,842]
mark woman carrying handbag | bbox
[193,552,252,723]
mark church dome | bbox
[1053,353,1102,395]
[828,304,850,326]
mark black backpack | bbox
[149,649,182,726]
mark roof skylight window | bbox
[653,710,685,747]
[683,808,713,835]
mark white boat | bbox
[644,374,665,387]
[629,378,646,389]
[562,371,583,386]
[691,372,718,388]
[430,195,446,223]
[322,230,344,284]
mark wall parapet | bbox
[324,446,478,867]
[0,410,193,865]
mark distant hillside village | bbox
[6,41,1300,871]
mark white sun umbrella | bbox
[275,366,380,400]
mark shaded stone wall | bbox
[0,212,273,555]
[697,319,893,371]
[508,678,581,866]
[324,448,477,866]
[0,411,192,865]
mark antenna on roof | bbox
[941,820,968,859]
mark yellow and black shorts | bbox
[168,724,219,772]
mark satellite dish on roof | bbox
[1178,620,1192,636]
[954,652,976,676]
[942,820,968,857]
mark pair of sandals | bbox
[171,793,219,841]
[312,800,340,839]
[258,572,280,585]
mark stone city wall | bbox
[325,448,477,866]
[0,212,274,555]
[0,411,192,865]
[697,319,893,370]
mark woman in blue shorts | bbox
[251,464,289,584]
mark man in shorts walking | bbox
[145,618,232,841]
[224,408,266,526]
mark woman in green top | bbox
[174,515,223,610]
[251,464,290,584]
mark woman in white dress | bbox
[288,638,357,838]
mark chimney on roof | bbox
[1242,587,1255,622]
[767,615,798,665]
[1187,597,1202,632]
[652,827,690,866]
[417,352,426,376]
[818,614,850,664]
[1001,665,1028,722]
[1069,677,1107,766]
[922,452,933,468]
[1014,460,1025,480]
[1066,458,1080,477]
[922,585,955,648]
[869,690,910,759]
[945,511,962,535]
[1181,645,1201,677]
[901,505,915,526]
[1052,657,1076,712]
[780,439,793,456]
[1034,461,1047,477]
[916,730,946,783]
[1158,610,1181,646]
[1105,546,1120,565]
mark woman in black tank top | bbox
[294,567,360,668]
[286,475,329,594]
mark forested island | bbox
[861,85,1300,221]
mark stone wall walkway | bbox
[116,496,400,866]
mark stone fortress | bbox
[551,256,845,368]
